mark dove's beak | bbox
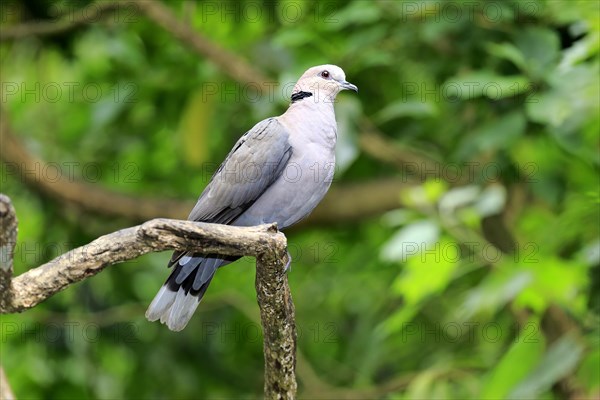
[340,81,358,93]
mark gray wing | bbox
[188,117,292,224]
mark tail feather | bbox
[194,257,222,290]
[145,285,177,321]
[146,253,237,331]
[165,287,202,331]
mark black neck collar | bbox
[291,91,313,103]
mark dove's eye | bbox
[320,70,330,79]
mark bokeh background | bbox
[1,0,599,399]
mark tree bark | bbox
[0,194,18,313]
[0,1,123,41]
[256,250,297,399]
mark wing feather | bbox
[187,117,292,223]
[166,118,292,270]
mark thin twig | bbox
[0,114,193,221]
[359,118,441,182]
[133,0,270,87]
[0,1,124,41]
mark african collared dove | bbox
[146,65,358,331]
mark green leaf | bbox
[374,100,438,123]
[273,28,316,47]
[423,179,449,203]
[406,369,438,399]
[376,306,419,338]
[380,220,440,263]
[486,42,529,71]
[559,32,600,70]
[329,1,381,29]
[576,344,600,392]
[526,63,600,151]
[514,257,588,314]
[472,111,526,152]
[545,0,600,30]
[392,237,460,305]
[508,335,584,399]
[442,71,530,101]
[514,27,561,80]
[460,267,533,320]
[481,319,545,399]
[457,111,526,160]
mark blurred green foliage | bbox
[1,0,599,399]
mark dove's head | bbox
[291,64,358,103]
